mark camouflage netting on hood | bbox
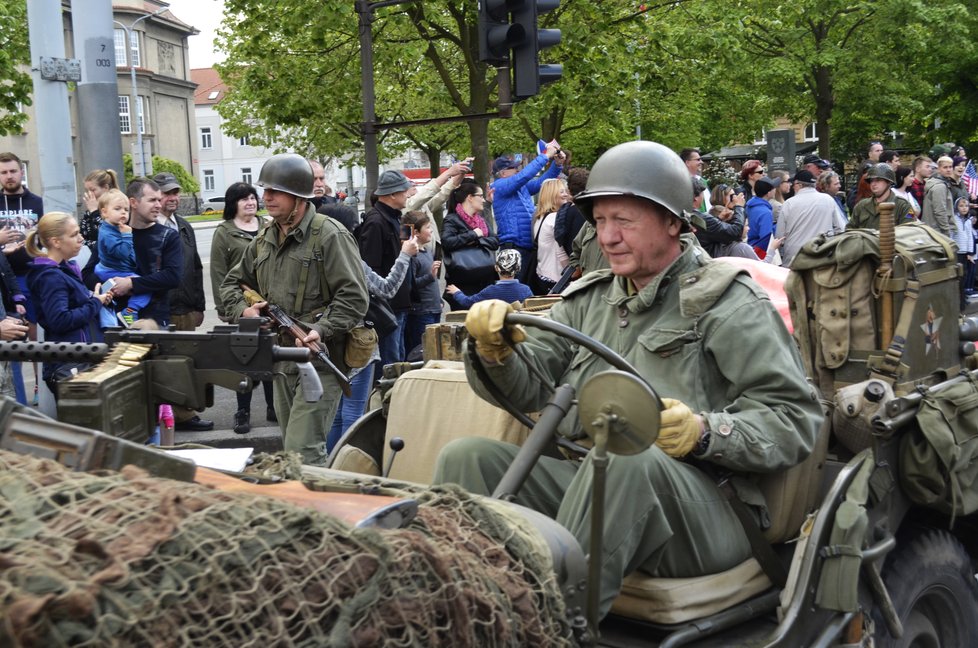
[0,450,572,647]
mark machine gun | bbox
[0,319,323,442]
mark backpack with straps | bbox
[786,222,961,399]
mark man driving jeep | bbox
[433,140,824,619]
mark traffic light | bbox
[478,0,524,64]
[511,0,562,100]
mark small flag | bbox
[965,160,978,197]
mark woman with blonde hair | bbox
[531,177,571,294]
[25,212,112,397]
[80,168,120,251]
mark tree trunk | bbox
[813,64,834,159]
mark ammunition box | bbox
[57,364,154,443]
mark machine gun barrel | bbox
[0,341,110,364]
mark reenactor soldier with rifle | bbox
[221,154,368,466]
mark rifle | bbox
[550,264,578,295]
[242,285,352,397]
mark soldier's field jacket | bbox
[466,236,824,507]
[221,203,368,365]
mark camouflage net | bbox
[0,450,573,647]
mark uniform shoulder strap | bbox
[294,212,332,314]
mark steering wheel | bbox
[469,311,664,500]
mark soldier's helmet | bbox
[574,140,694,229]
[865,163,896,186]
[258,154,316,199]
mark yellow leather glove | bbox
[656,398,703,457]
[464,299,526,363]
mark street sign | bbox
[39,56,82,82]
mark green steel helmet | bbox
[258,153,315,199]
[574,140,694,228]
[865,163,896,185]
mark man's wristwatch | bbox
[692,431,711,457]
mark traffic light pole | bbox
[357,0,511,202]
[355,0,381,205]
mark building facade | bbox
[0,1,198,195]
[192,67,281,200]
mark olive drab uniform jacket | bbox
[848,194,914,231]
[220,203,368,371]
[465,236,823,516]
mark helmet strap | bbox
[285,198,306,227]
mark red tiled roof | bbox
[191,67,226,105]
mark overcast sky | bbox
[165,0,225,69]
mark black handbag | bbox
[365,294,398,336]
[444,245,497,287]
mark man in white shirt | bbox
[775,170,846,267]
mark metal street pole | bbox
[355,0,378,204]
[27,0,78,416]
[115,7,166,177]
[72,0,125,183]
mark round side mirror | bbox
[578,370,660,455]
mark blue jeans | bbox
[378,311,408,366]
[327,363,374,453]
[404,311,441,358]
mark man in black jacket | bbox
[356,170,416,365]
[152,172,206,332]
[151,172,212,432]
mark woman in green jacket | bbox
[210,182,274,434]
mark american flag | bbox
[965,160,978,196]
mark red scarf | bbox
[456,203,488,235]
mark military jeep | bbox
[2,216,977,646]
[327,218,978,646]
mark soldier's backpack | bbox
[785,223,978,519]
[785,222,961,400]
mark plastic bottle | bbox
[159,403,175,447]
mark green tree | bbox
[0,1,34,136]
[122,154,200,194]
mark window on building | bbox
[136,96,148,134]
[238,135,251,146]
[129,31,141,68]
[203,170,215,192]
[114,29,128,66]
[207,91,220,100]
[118,95,131,134]
[241,167,252,184]
[200,127,212,150]
[804,123,818,142]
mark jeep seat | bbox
[381,360,532,484]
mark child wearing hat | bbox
[445,248,533,309]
